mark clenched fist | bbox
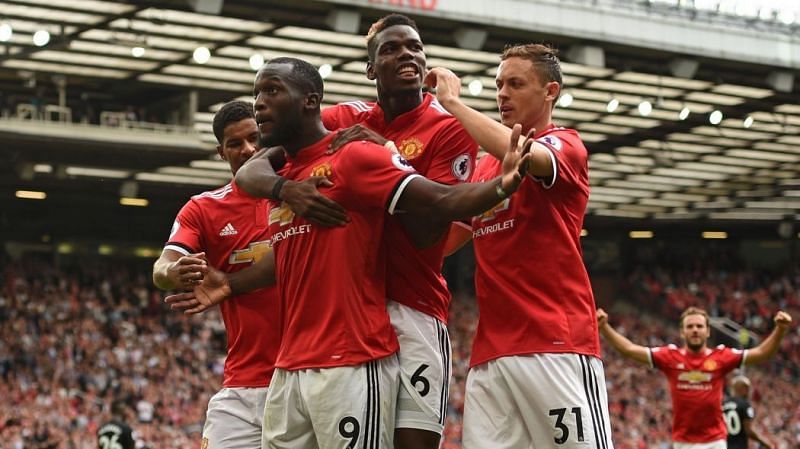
[774,311,792,329]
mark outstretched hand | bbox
[328,124,388,154]
[281,177,349,227]
[164,266,231,315]
[423,67,462,108]
[500,124,534,193]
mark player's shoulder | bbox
[336,141,416,173]
[331,100,376,117]
[98,419,131,433]
[713,344,744,355]
[425,96,453,117]
[190,183,234,203]
[653,343,680,352]
[538,126,585,152]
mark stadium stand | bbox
[0,256,216,448]
[3,250,796,448]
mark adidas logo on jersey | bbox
[219,223,238,236]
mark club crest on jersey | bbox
[477,198,510,222]
[702,359,718,371]
[310,162,333,177]
[268,202,295,226]
[451,154,472,181]
[398,137,424,160]
[229,240,272,264]
[392,153,416,172]
[537,135,563,151]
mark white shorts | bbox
[202,387,268,449]
[463,353,614,449]
[387,300,451,434]
[674,440,727,449]
[261,356,399,449]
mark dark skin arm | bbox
[235,147,349,227]
[328,124,474,248]
[394,124,532,226]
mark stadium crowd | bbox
[1,252,798,448]
[0,257,215,448]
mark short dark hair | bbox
[264,57,324,104]
[502,44,563,100]
[366,13,420,60]
[212,100,254,144]
[110,400,129,418]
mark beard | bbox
[258,110,303,148]
[259,119,302,150]
[686,338,706,352]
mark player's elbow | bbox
[152,271,168,291]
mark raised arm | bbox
[597,308,651,365]
[424,68,552,178]
[235,147,349,227]
[394,124,531,224]
[744,311,792,365]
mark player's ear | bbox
[305,92,321,110]
[546,82,560,103]
[216,144,227,160]
[366,60,376,81]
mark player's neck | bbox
[284,120,329,157]
[377,89,423,123]
[685,344,707,354]
[524,114,554,137]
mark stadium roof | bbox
[0,0,798,242]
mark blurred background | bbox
[0,0,798,447]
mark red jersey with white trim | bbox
[322,93,477,323]
[649,344,746,443]
[165,182,280,388]
[468,124,599,367]
[268,132,419,370]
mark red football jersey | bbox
[322,93,478,323]
[165,182,280,388]
[650,344,746,443]
[268,133,419,370]
[468,124,599,367]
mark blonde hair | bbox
[680,307,710,328]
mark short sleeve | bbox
[322,103,370,131]
[165,199,204,255]
[321,105,342,131]
[649,346,669,370]
[338,141,419,213]
[425,121,478,185]
[718,347,746,372]
[534,131,588,189]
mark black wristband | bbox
[271,177,287,200]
